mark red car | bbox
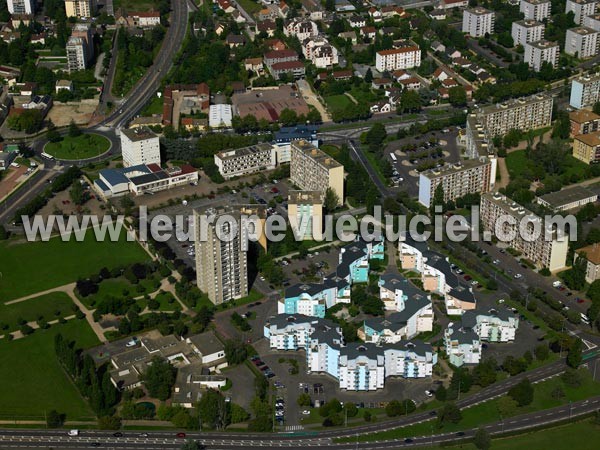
[464,275,472,281]
[271,187,279,193]
[576,298,585,304]
[176,432,186,438]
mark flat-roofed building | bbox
[570,109,600,135]
[418,158,493,208]
[524,40,559,71]
[520,0,551,21]
[64,0,95,17]
[287,190,323,240]
[575,243,600,283]
[120,126,160,167]
[480,192,569,271]
[573,131,600,163]
[462,7,495,37]
[566,0,598,25]
[290,140,344,206]
[537,185,598,211]
[473,93,553,138]
[512,20,545,46]
[570,73,600,109]
[214,143,276,179]
[194,206,248,305]
[584,13,600,31]
[565,27,599,58]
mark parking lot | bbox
[279,246,342,288]
[385,129,462,197]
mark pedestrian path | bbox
[285,425,304,431]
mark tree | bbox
[474,428,491,450]
[70,180,85,205]
[198,389,229,430]
[324,187,340,213]
[567,338,583,368]
[297,393,311,407]
[279,108,298,126]
[497,396,518,418]
[594,101,600,115]
[0,224,9,241]
[508,378,534,407]
[398,89,422,113]
[448,86,467,107]
[437,402,462,427]
[46,410,65,428]
[434,385,447,401]
[385,400,403,417]
[180,439,205,450]
[230,403,249,424]
[431,183,445,214]
[142,357,176,401]
[365,68,373,83]
[98,415,122,430]
[552,110,570,140]
[472,358,497,387]
[534,344,549,361]
[224,339,248,365]
[68,120,82,138]
[7,109,43,133]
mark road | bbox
[95,0,190,129]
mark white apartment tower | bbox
[8,0,34,14]
[524,40,560,71]
[511,20,545,46]
[120,127,161,167]
[520,0,551,21]
[584,13,600,31]
[570,73,600,108]
[565,27,599,57]
[194,208,248,305]
[462,7,495,37]
[566,0,598,25]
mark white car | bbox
[514,274,523,279]
[425,390,434,397]
[67,430,79,437]
[302,410,311,415]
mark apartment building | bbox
[575,243,600,283]
[72,23,94,63]
[283,17,318,41]
[462,7,495,37]
[570,73,600,108]
[383,341,437,380]
[573,131,600,163]
[465,114,495,158]
[463,309,519,342]
[566,0,598,26]
[287,190,323,241]
[213,143,276,180]
[194,207,248,305]
[512,20,545,46]
[418,158,493,208]
[302,36,339,68]
[375,45,422,72]
[8,0,34,14]
[120,126,160,167]
[524,40,559,71]
[584,13,600,31]
[565,27,599,58]
[444,323,481,366]
[338,344,386,391]
[290,140,344,206]
[64,0,95,17]
[570,109,600,135]
[273,125,318,163]
[66,37,87,72]
[473,93,553,137]
[480,192,569,271]
[520,0,551,21]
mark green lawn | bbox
[0,320,99,420]
[325,95,354,115]
[44,134,111,160]
[340,369,600,442]
[505,150,588,182]
[0,232,149,301]
[0,293,76,333]
[236,0,261,14]
[141,95,163,116]
[113,0,160,10]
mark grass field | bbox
[505,150,588,182]
[236,0,261,14]
[341,369,600,442]
[141,95,163,116]
[113,0,160,10]
[0,232,149,301]
[325,94,354,115]
[0,293,76,333]
[77,276,160,309]
[0,320,99,420]
[44,134,111,160]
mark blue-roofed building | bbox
[273,125,318,164]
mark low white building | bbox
[375,45,421,72]
[209,104,233,128]
[214,143,276,179]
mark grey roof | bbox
[99,164,151,186]
[129,170,169,186]
[461,307,513,329]
[285,281,329,298]
[385,339,433,356]
[364,293,430,333]
[538,185,597,209]
[336,239,369,279]
[186,331,224,356]
[447,324,479,344]
[121,126,158,142]
[380,272,428,300]
[449,285,476,304]
[274,125,317,143]
[340,342,384,360]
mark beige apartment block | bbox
[287,190,324,241]
[573,131,600,163]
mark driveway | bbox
[297,79,331,122]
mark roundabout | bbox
[43,133,112,161]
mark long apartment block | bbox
[480,193,569,271]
